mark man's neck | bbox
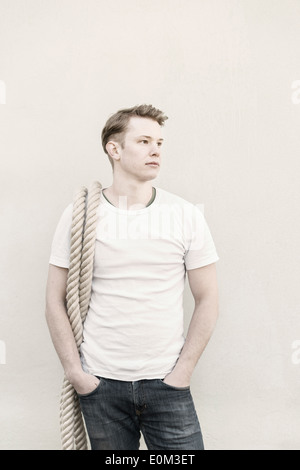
[103,180,155,209]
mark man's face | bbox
[117,117,164,182]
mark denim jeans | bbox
[78,377,204,450]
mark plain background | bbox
[1,0,300,450]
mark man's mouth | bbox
[146,162,159,167]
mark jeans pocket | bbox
[77,377,102,398]
[159,379,190,391]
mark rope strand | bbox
[59,181,102,450]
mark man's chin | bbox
[140,171,160,182]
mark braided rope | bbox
[79,182,103,322]
[59,181,102,450]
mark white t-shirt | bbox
[49,187,219,381]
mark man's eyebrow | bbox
[137,135,164,141]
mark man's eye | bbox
[140,140,148,144]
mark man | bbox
[46,104,219,450]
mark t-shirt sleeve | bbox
[184,206,219,270]
[49,203,73,268]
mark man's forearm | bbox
[45,265,100,395]
[45,301,83,381]
[166,295,219,386]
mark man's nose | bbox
[150,143,161,156]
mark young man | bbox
[46,104,219,450]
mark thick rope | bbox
[59,181,102,450]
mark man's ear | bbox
[106,141,121,162]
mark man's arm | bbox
[163,262,219,387]
[45,264,99,394]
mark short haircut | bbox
[101,104,168,168]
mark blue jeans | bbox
[78,377,204,450]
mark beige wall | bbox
[1,0,300,450]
